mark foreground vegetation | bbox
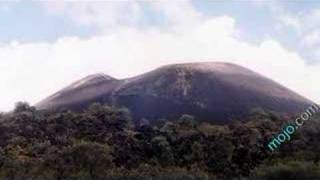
[0,102,320,180]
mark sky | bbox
[0,0,320,111]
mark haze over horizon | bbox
[1,1,320,111]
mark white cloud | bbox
[0,1,319,111]
[44,1,143,31]
[278,15,301,32]
[150,0,202,30]
[302,30,320,47]
[268,4,320,60]
[275,8,320,46]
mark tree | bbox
[61,141,113,179]
[178,114,197,129]
[13,102,35,113]
[86,103,132,132]
[151,136,174,166]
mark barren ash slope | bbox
[36,62,312,124]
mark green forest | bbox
[0,102,320,180]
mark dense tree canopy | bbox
[0,102,319,179]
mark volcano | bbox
[36,62,312,123]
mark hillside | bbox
[36,62,312,123]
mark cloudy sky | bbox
[0,0,320,111]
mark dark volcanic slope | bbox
[36,62,312,123]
